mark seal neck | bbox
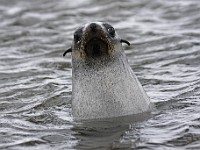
[72,52,125,74]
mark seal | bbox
[63,22,153,120]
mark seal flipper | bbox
[63,48,72,56]
[120,39,130,46]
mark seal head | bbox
[63,22,130,59]
[64,22,152,121]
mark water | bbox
[0,0,200,149]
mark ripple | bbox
[0,0,200,149]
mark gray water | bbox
[0,0,200,149]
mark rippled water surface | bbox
[1,0,200,149]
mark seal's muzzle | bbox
[85,37,108,58]
[84,23,109,58]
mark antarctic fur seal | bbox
[63,22,153,120]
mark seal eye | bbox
[74,27,83,43]
[74,33,81,43]
[108,27,115,37]
[103,23,115,38]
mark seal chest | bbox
[63,22,153,120]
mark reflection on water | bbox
[72,113,151,149]
[0,0,200,149]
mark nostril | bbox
[90,23,97,32]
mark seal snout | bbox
[84,23,109,58]
[85,37,108,57]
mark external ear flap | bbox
[120,39,130,46]
[63,48,72,56]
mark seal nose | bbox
[90,23,97,32]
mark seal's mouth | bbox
[85,37,108,58]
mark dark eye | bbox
[74,27,83,43]
[108,27,115,37]
[103,23,115,38]
[74,33,81,43]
